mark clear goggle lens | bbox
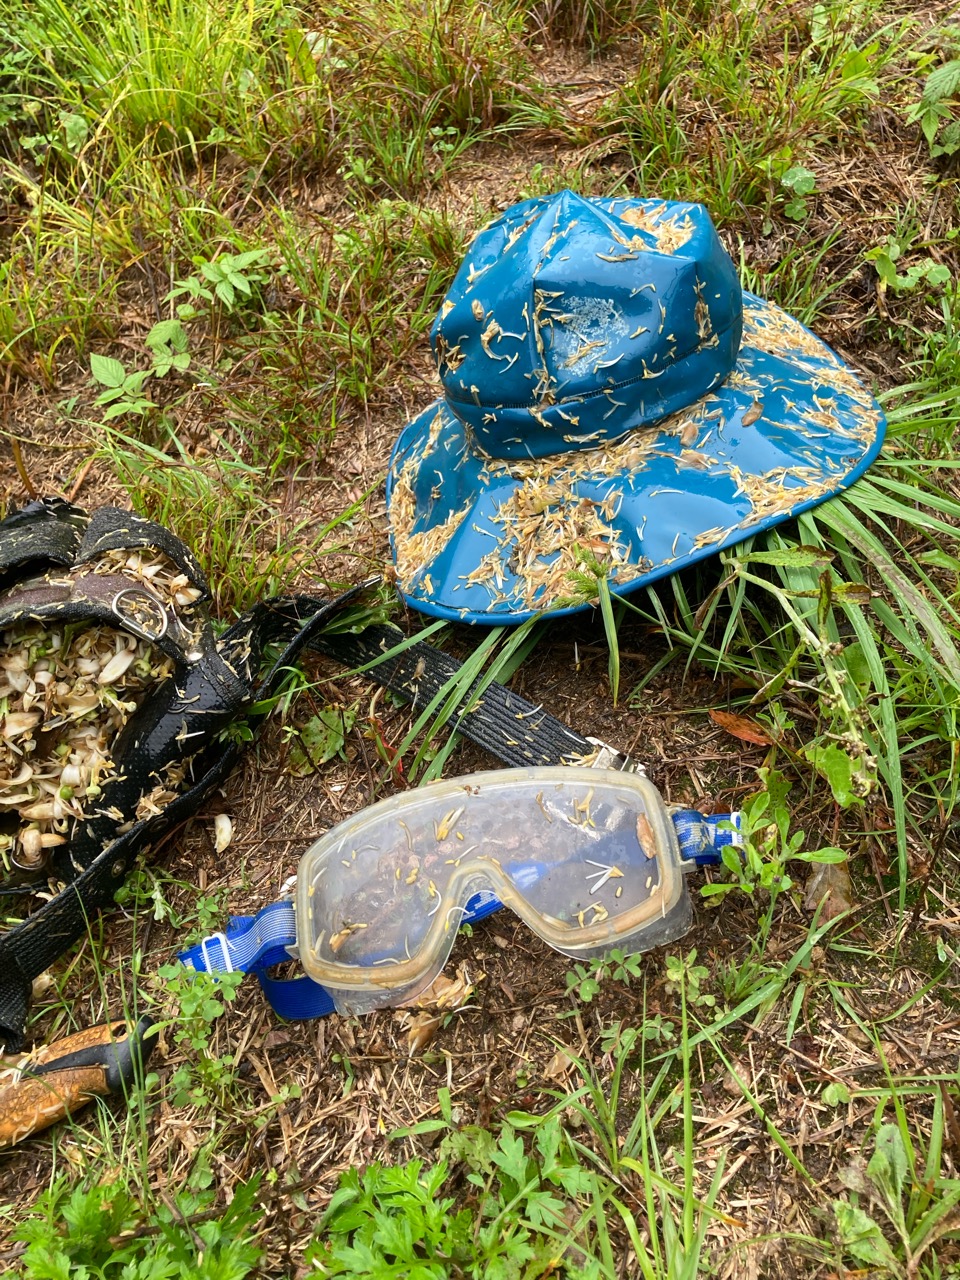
[295,766,695,1013]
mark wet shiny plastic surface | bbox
[386,192,885,623]
[296,767,692,1013]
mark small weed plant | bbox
[832,1114,960,1275]
[153,964,245,1110]
[310,1113,609,1278]
[596,0,896,220]
[906,43,960,158]
[865,236,953,298]
[565,947,645,1003]
[701,767,847,922]
[88,248,275,423]
[16,1172,264,1278]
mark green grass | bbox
[4,0,960,1274]
[93,424,372,614]
[594,0,905,221]
[327,0,550,133]
[5,0,330,164]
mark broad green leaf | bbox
[102,400,153,420]
[841,48,877,86]
[59,110,88,152]
[700,881,733,897]
[389,1118,450,1138]
[915,547,960,577]
[285,27,318,82]
[923,58,960,105]
[122,369,151,394]
[794,846,848,864]
[823,1081,851,1105]
[937,117,960,155]
[520,1187,566,1229]
[90,353,127,388]
[805,742,858,808]
[784,196,808,221]
[234,250,269,269]
[739,546,833,569]
[146,318,189,351]
[491,1127,529,1186]
[833,1200,898,1268]
[867,1124,909,1208]
[288,706,357,775]
[922,105,944,146]
[841,641,872,692]
[830,581,873,603]
[781,164,816,195]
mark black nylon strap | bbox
[314,624,597,768]
[77,506,211,602]
[0,498,85,589]
[0,584,366,1050]
[0,570,210,666]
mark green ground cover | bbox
[3,0,960,1274]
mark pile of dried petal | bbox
[400,966,479,1055]
[0,551,192,874]
[95,548,203,612]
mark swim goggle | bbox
[181,764,740,1017]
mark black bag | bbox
[0,498,362,1049]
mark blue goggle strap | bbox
[178,810,740,1021]
[672,808,743,865]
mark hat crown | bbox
[431,192,743,460]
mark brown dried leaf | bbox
[400,966,480,1054]
[708,708,774,746]
[635,813,658,858]
[804,860,855,920]
[723,1061,747,1096]
[543,1047,574,1083]
[741,399,763,426]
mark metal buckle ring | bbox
[110,586,170,643]
[585,736,645,775]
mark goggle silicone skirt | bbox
[293,766,705,1014]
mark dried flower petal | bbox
[213,814,233,854]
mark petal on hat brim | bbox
[387,294,886,625]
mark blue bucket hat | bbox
[387,191,885,624]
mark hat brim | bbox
[387,294,886,625]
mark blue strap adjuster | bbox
[672,810,741,865]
